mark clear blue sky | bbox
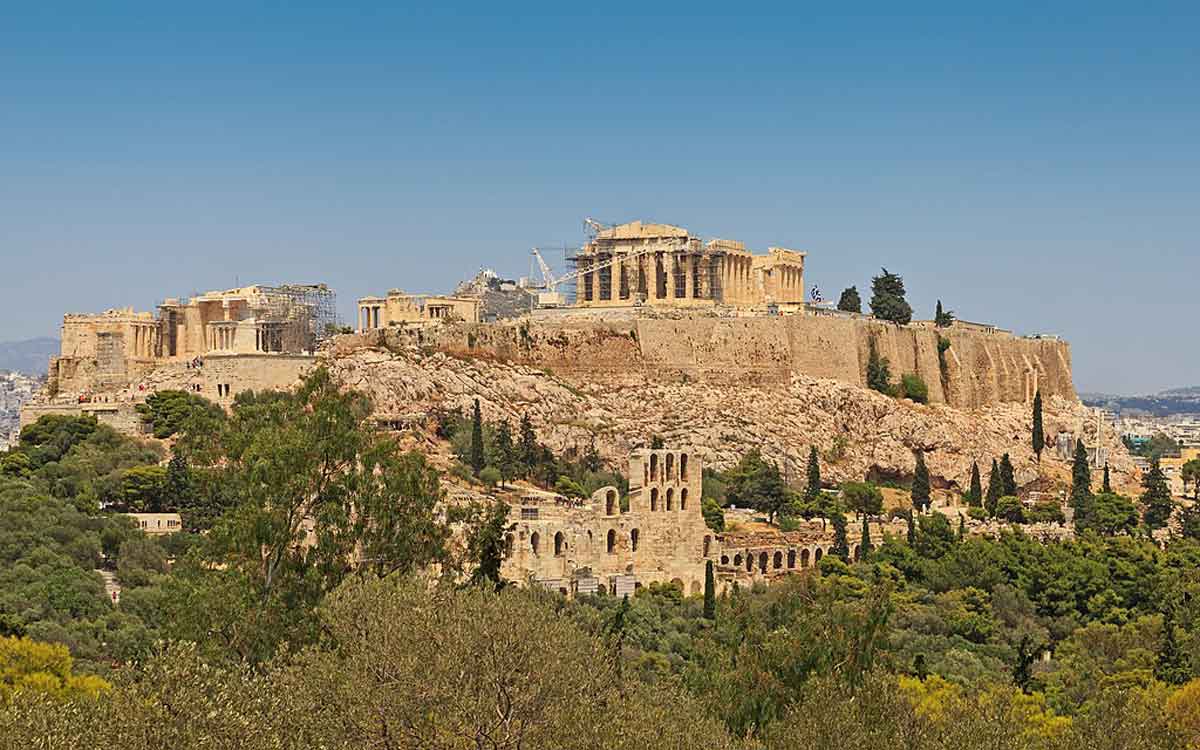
[2,2,1196,394]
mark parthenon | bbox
[570,220,807,308]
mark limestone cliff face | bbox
[394,314,1075,410]
[324,332,1130,497]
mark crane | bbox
[529,240,689,309]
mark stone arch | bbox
[631,528,640,552]
[670,577,684,592]
[680,487,688,510]
[814,547,823,563]
[650,487,659,511]
[666,487,674,511]
[703,535,711,558]
[801,548,811,568]
[773,550,783,569]
[721,554,730,565]
[732,553,742,567]
[649,454,659,481]
[680,452,688,478]
[605,491,616,516]
[787,549,796,568]
[666,452,675,481]
[554,531,565,557]
[530,532,540,556]
[745,553,753,572]
[607,529,616,554]
[759,551,768,573]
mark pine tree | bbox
[1156,609,1190,685]
[1071,439,1092,511]
[837,286,862,313]
[470,399,485,476]
[1032,391,1045,462]
[906,511,916,546]
[958,513,966,540]
[1000,453,1017,496]
[1103,462,1112,494]
[860,515,874,558]
[518,413,538,478]
[703,560,716,620]
[986,459,1002,516]
[494,419,516,487]
[805,445,821,502]
[1142,457,1174,530]
[934,300,955,327]
[164,452,195,512]
[831,512,850,562]
[869,268,913,324]
[967,461,983,507]
[1015,635,1036,693]
[911,451,931,513]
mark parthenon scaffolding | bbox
[567,221,806,308]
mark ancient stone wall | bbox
[414,313,1075,409]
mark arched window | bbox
[787,549,796,569]
[631,528,639,552]
[801,548,811,568]
[650,487,659,511]
[680,487,688,510]
[759,551,768,573]
[605,492,615,516]
[554,532,565,557]
[649,454,659,481]
[610,489,619,514]
[680,453,688,478]
[530,532,540,556]
[773,551,783,569]
[607,529,616,554]
[745,553,753,572]
[721,554,730,566]
[732,553,742,567]
[703,535,711,558]
[666,487,674,511]
[814,547,823,563]
[666,453,675,480]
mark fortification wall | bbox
[392,313,1074,408]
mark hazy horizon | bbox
[3,3,1197,393]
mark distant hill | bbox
[0,337,58,376]
[1082,386,1200,417]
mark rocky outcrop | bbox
[324,335,1134,496]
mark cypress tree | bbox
[860,514,874,558]
[1015,635,1036,693]
[866,337,892,394]
[1103,462,1112,494]
[1032,391,1045,462]
[1000,453,1017,496]
[986,459,1002,516]
[869,268,913,324]
[958,513,966,541]
[703,560,716,620]
[967,461,983,507]
[518,412,538,478]
[494,418,516,487]
[905,511,916,546]
[470,399,485,476]
[805,445,821,502]
[837,286,862,313]
[911,451,931,513]
[1156,609,1190,685]
[1142,457,1174,530]
[831,512,850,562]
[934,300,955,327]
[1070,439,1091,511]
[914,653,928,680]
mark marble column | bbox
[684,254,694,300]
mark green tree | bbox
[1032,390,1045,462]
[135,390,224,440]
[842,481,884,518]
[0,636,110,701]
[1156,609,1190,685]
[967,461,983,507]
[1141,458,1174,530]
[726,449,789,524]
[703,560,716,620]
[837,286,862,313]
[1182,458,1200,500]
[994,495,1026,523]
[162,452,195,510]
[805,445,821,502]
[934,299,955,327]
[1071,439,1092,512]
[900,373,929,404]
[866,338,893,395]
[701,496,726,532]
[869,268,913,324]
[911,451,931,513]
[999,453,1017,496]
[116,465,167,512]
[518,413,538,478]
[830,511,850,562]
[469,399,485,476]
[985,459,1002,516]
[456,499,509,589]
[860,515,874,558]
[1103,462,1113,494]
[1077,492,1138,535]
[493,418,517,487]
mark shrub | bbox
[900,374,929,404]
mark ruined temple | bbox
[570,221,807,308]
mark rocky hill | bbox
[324,330,1136,497]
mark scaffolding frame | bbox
[256,283,339,351]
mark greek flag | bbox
[810,285,823,303]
